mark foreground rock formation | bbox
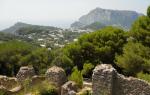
[61,81,78,95]
[0,75,21,94]
[1,65,150,95]
[92,64,150,95]
[16,66,35,82]
[46,66,67,87]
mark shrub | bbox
[69,67,83,88]
[82,63,94,78]
[137,72,150,83]
[39,86,58,95]
[22,78,32,94]
[37,81,58,95]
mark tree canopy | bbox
[63,26,127,70]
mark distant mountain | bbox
[71,8,143,30]
[2,22,59,34]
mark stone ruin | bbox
[61,81,78,95]
[0,75,21,94]
[0,76,19,90]
[0,66,68,95]
[92,64,150,95]
[1,65,150,95]
[16,66,35,82]
[46,66,67,87]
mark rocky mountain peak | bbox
[71,8,143,30]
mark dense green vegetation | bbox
[115,6,150,78]
[115,42,150,76]
[82,63,94,78]
[69,67,83,88]
[0,6,150,84]
[0,40,53,76]
[62,26,127,72]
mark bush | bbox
[82,63,94,78]
[69,67,83,88]
[38,81,58,95]
[39,86,58,95]
[137,72,150,83]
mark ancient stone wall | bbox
[114,74,150,95]
[0,75,19,90]
[92,64,150,95]
[16,66,35,82]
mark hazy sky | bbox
[0,0,150,30]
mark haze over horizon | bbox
[0,0,150,30]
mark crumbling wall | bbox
[114,74,150,95]
[92,64,150,95]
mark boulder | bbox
[0,75,19,90]
[45,66,67,87]
[61,81,77,95]
[16,66,35,82]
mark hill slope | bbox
[2,22,59,34]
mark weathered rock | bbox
[0,75,19,90]
[16,66,35,82]
[115,74,150,95]
[92,64,116,95]
[92,64,150,95]
[68,90,76,95]
[45,66,67,87]
[61,81,78,95]
[0,86,12,95]
[76,87,92,95]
